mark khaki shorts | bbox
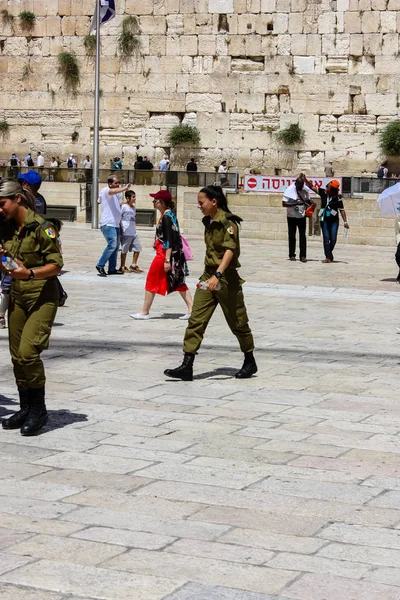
[121,233,142,254]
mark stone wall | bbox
[1,0,399,174]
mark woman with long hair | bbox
[130,189,192,319]
[0,178,63,435]
[164,185,257,381]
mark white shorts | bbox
[121,233,142,254]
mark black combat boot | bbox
[20,387,48,436]
[2,388,30,430]
[235,351,258,379]
[164,353,195,381]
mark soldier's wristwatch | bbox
[27,269,35,280]
[215,271,222,279]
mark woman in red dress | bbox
[130,190,192,320]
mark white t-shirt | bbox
[83,159,92,169]
[50,160,58,167]
[37,155,44,167]
[121,204,136,236]
[99,186,122,228]
[218,165,227,173]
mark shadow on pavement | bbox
[38,409,89,435]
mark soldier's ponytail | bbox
[0,178,35,211]
[199,185,243,225]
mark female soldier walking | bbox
[164,185,257,381]
[0,179,63,435]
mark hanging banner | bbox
[244,175,342,194]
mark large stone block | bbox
[382,34,399,55]
[349,34,364,56]
[365,93,397,116]
[186,93,222,112]
[277,35,291,55]
[236,93,265,112]
[291,34,307,55]
[380,11,397,33]
[363,33,383,56]
[198,35,216,55]
[125,0,153,14]
[318,12,336,34]
[288,13,303,33]
[61,16,76,36]
[180,35,198,55]
[209,0,234,12]
[140,16,167,35]
[361,11,380,33]
[293,56,315,74]
[166,14,184,34]
[319,115,338,132]
[344,12,361,33]
[273,13,289,34]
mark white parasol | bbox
[377,182,400,216]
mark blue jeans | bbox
[97,226,120,272]
[322,219,339,260]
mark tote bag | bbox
[181,234,193,261]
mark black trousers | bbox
[287,217,307,259]
[395,242,400,280]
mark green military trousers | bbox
[183,270,254,355]
[9,281,58,390]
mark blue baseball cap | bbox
[18,170,42,187]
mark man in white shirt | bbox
[36,152,44,169]
[96,176,131,277]
[83,155,92,169]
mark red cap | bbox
[150,190,172,202]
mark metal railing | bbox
[348,176,399,195]
[0,166,239,191]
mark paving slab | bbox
[1,227,400,598]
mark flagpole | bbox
[91,0,101,229]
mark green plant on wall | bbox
[167,124,201,147]
[19,11,36,33]
[380,120,400,156]
[57,52,80,95]
[0,121,10,137]
[276,123,305,146]
[1,9,14,25]
[84,34,97,56]
[118,15,140,60]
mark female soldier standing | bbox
[0,179,63,435]
[164,185,257,381]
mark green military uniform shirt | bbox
[203,209,241,271]
[0,208,63,293]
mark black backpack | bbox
[27,157,34,167]
[10,157,18,167]
[377,166,385,178]
[67,158,73,168]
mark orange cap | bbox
[329,179,340,189]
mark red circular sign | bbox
[247,177,257,189]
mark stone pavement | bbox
[1,223,400,600]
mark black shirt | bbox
[186,161,197,172]
[318,188,344,221]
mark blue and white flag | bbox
[89,0,116,33]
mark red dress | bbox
[145,227,188,296]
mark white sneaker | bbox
[179,313,191,320]
[130,313,150,320]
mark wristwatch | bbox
[215,271,222,279]
[27,269,35,280]
[165,259,171,263]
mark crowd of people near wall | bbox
[4,154,229,177]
